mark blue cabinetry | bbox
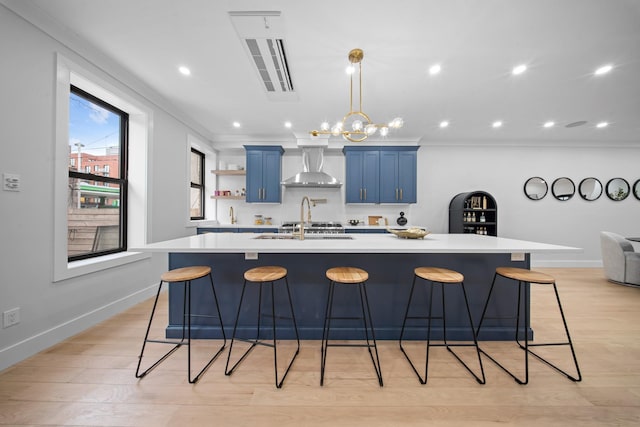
[244,145,283,203]
[343,146,418,204]
[379,147,418,203]
[344,148,379,203]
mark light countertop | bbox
[132,233,581,255]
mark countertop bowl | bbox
[386,227,430,239]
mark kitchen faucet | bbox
[229,206,236,224]
[299,196,312,240]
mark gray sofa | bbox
[600,231,640,286]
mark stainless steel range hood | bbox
[281,139,342,188]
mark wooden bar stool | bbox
[135,266,226,384]
[321,267,383,386]
[476,267,582,384]
[224,266,300,388]
[399,267,485,384]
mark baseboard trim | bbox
[531,260,603,268]
[0,284,158,373]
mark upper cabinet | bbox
[343,146,419,204]
[244,145,283,203]
[344,148,380,203]
[379,147,418,203]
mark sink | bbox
[253,234,353,240]
[253,234,296,240]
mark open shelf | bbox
[211,170,245,175]
[211,195,245,200]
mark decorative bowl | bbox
[386,227,430,239]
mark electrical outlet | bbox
[245,252,258,260]
[511,252,525,261]
[3,307,20,328]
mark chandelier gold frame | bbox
[310,48,403,143]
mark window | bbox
[190,148,205,220]
[68,85,128,261]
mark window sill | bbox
[54,251,151,282]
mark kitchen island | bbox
[134,233,580,340]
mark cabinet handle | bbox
[360,188,363,200]
[396,188,399,200]
[400,188,403,200]
[364,188,367,200]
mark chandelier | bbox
[310,48,403,143]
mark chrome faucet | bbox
[229,206,236,224]
[299,196,312,240]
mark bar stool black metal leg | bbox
[437,281,487,384]
[517,282,582,382]
[225,280,256,376]
[359,282,383,386]
[320,280,336,386]
[399,275,429,383]
[273,276,300,388]
[136,280,182,379]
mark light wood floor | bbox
[1,268,639,426]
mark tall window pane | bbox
[68,86,128,260]
[190,148,205,220]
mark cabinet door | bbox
[261,150,281,203]
[362,151,379,203]
[397,150,417,203]
[245,150,264,203]
[345,150,379,203]
[379,150,417,203]
[379,151,399,202]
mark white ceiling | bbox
[4,0,640,146]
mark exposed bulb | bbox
[389,117,404,128]
[320,121,330,131]
[365,124,377,135]
[352,120,363,131]
[379,126,389,137]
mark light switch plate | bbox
[3,173,21,191]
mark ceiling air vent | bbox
[245,38,293,93]
[229,11,298,101]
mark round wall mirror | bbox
[552,177,575,201]
[606,178,630,201]
[524,177,548,200]
[633,179,640,201]
[578,177,603,201]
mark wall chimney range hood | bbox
[281,139,342,188]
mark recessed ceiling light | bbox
[439,120,449,128]
[543,121,555,128]
[594,64,613,76]
[429,64,442,75]
[232,121,241,128]
[492,121,503,128]
[512,64,527,75]
[284,121,292,128]
[596,121,609,128]
[178,66,191,76]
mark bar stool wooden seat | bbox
[476,267,582,384]
[399,267,485,384]
[321,267,383,386]
[225,266,300,388]
[135,266,226,383]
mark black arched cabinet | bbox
[448,191,498,236]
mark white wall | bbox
[0,6,210,371]
[214,141,640,267]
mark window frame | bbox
[190,147,205,220]
[54,53,151,282]
[68,85,129,262]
